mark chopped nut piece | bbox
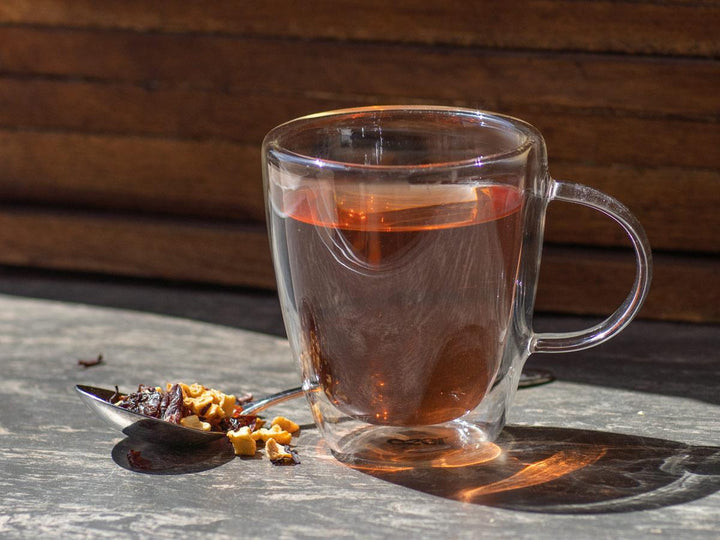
[184,394,213,415]
[271,416,300,434]
[253,424,292,445]
[221,395,237,417]
[178,382,206,398]
[174,382,238,428]
[203,403,221,421]
[265,437,296,464]
[180,414,211,432]
[227,426,257,456]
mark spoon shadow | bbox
[110,422,317,474]
[351,426,720,514]
[111,437,238,475]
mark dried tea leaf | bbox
[78,354,103,368]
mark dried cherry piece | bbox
[116,384,164,419]
[236,392,254,406]
[224,415,260,433]
[142,390,162,418]
[127,449,152,470]
[162,383,188,424]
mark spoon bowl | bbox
[75,384,304,446]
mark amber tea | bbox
[271,181,523,426]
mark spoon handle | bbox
[237,371,551,416]
[240,386,305,415]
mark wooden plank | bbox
[0,78,337,144]
[523,112,719,170]
[0,207,716,322]
[547,162,720,253]
[0,208,276,289]
[536,247,720,323]
[0,130,266,222]
[0,29,716,120]
[0,77,718,170]
[0,129,717,253]
[0,0,717,57]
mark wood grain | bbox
[0,2,716,322]
[0,207,716,322]
[1,68,717,139]
[546,162,720,254]
[0,129,716,254]
[0,130,266,221]
[0,34,716,172]
[536,247,719,324]
[0,0,717,56]
[0,208,276,288]
[1,29,716,120]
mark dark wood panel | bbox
[0,0,717,56]
[0,2,714,324]
[0,207,716,322]
[0,130,716,253]
[0,29,716,120]
[536,247,720,323]
[0,78,717,170]
[529,112,719,170]
[0,208,276,289]
[0,78,337,143]
[547,162,720,253]
[0,130,266,222]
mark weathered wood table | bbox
[1,274,718,539]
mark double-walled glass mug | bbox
[262,106,652,468]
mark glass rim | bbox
[263,105,541,172]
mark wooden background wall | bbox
[0,1,717,323]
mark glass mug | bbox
[262,106,652,468]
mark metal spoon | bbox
[75,384,304,446]
[75,370,552,446]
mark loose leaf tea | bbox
[110,382,301,464]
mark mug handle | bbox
[531,179,653,354]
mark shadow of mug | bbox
[350,426,720,514]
